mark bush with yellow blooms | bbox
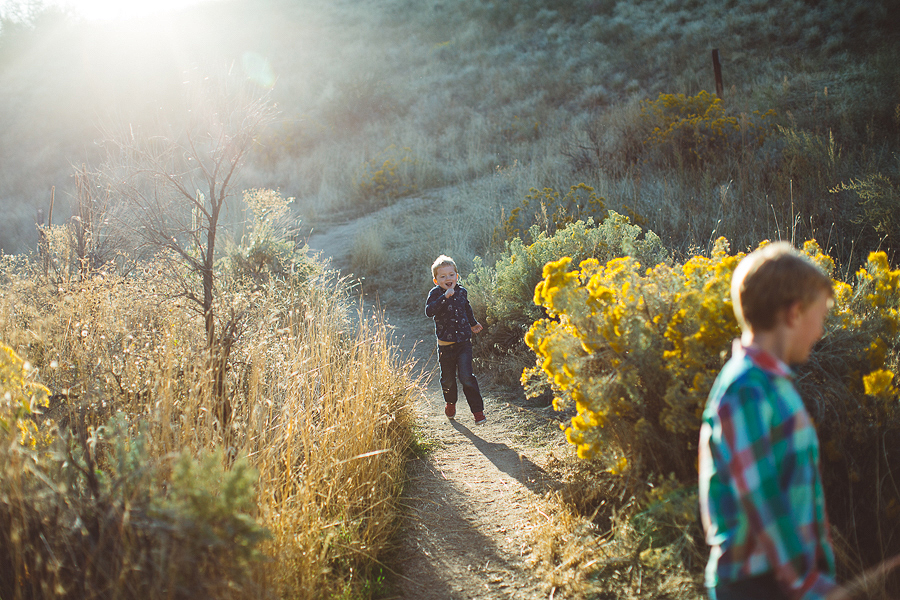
[640,90,776,171]
[0,341,50,447]
[525,239,900,571]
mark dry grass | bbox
[528,454,704,600]
[247,294,418,598]
[0,254,419,599]
[349,220,390,275]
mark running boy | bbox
[425,255,486,424]
[699,242,837,600]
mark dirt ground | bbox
[308,207,569,600]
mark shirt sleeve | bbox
[715,380,837,600]
[425,288,446,318]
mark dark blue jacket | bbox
[425,284,478,343]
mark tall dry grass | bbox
[245,287,417,597]
[0,250,419,598]
[528,470,703,600]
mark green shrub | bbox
[222,188,317,288]
[493,183,610,245]
[0,413,268,599]
[524,239,900,575]
[467,210,667,379]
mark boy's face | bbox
[786,290,832,364]
[434,265,458,290]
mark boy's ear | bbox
[783,300,803,328]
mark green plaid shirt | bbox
[699,341,836,600]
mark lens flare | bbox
[241,52,276,89]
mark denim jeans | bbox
[708,573,786,600]
[438,339,484,414]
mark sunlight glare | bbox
[55,0,215,21]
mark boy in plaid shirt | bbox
[699,242,837,600]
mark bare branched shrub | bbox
[95,72,278,428]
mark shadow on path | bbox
[391,454,523,600]
[451,421,549,495]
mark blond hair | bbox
[431,254,457,278]
[731,242,833,332]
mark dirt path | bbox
[308,207,566,600]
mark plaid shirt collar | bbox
[732,339,793,379]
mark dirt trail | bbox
[308,206,565,600]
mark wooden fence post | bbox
[712,48,724,99]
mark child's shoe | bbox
[445,403,456,419]
[473,411,486,425]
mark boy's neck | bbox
[741,330,789,364]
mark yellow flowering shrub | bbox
[0,341,50,447]
[525,240,900,567]
[659,239,743,438]
[354,144,418,206]
[524,237,742,477]
[816,250,900,436]
[640,91,776,170]
[803,249,900,568]
[525,241,900,483]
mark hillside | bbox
[2,0,898,257]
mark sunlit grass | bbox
[0,255,420,599]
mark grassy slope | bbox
[3,0,898,249]
[263,0,899,305]
[3,0,899,346]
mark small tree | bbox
[98,73,277,428]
